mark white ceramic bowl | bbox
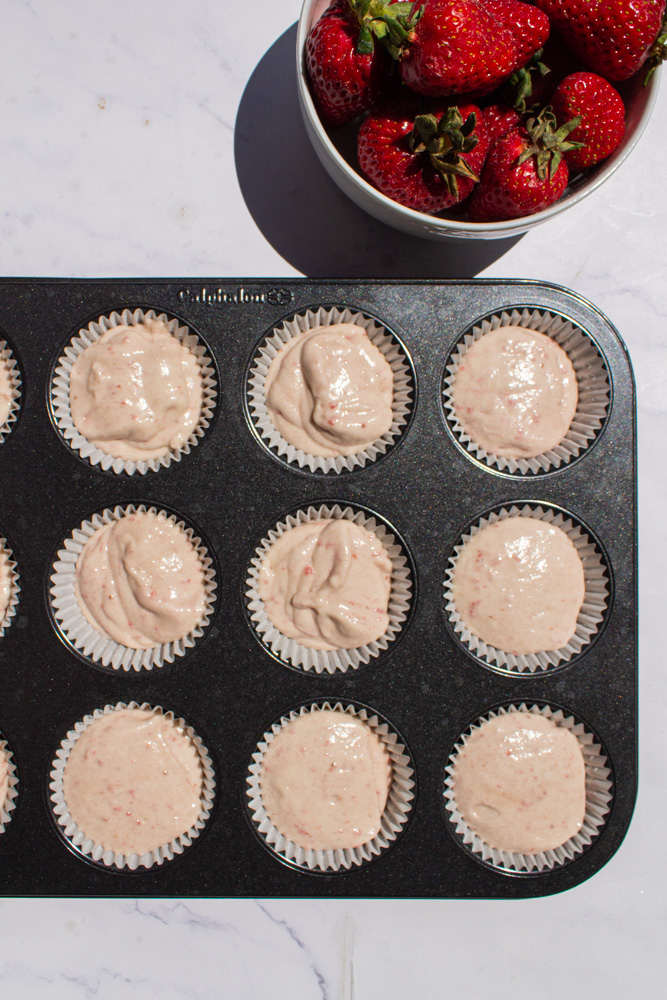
[296,0,660,240]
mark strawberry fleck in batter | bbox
[260,709,392,852]
[452,712,586,854]
[63,708,203,857]
[258,518,392,650]
[452,327,578,459]
[264,323,393,457]
[74,510,206,649]
[69,318,203,461]
[452,516,585,655]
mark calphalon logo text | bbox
[177,286,293,306]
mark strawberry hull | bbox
[357,97,491,213]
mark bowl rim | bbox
[296,0,661,237]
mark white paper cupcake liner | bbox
[49,504,217,672]
[50,307,218,475]
[442,308,611,475]
[0,737,19,835]
[0,536,21,638]
[247,306,415,474]
[49,701,216,871]
[444,702,613,873]
[246,701,415,872]
[444,504,609,673]
[246,503,413,674]
[0,339,22,445]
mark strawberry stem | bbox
[349,0,423,59]
[518,109,583,181]
[409,108,480,196]
[506,49,549,116]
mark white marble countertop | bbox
[1,1,665,997]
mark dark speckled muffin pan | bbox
[0,278,637,899]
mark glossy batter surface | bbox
[75,511,206,649]
[69,319,203,461]
[258,518,392,650]
[452,327,578,458]
[260,710,392,851]
[452,517,585,655]
[264,323,393,457]
[453,712,586,854]
[63,708,203,856]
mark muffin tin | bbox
[0,278,637,898]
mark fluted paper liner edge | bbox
[246,503,413,674]
[442,308,610,475]
[246,701,415,872]
[0,537,21,637]
[0,738,19,834]
[248,306,414,474]
[49,504,217,672]
[49,701,215,870]
[50,308,217,475]
[0,340,22,445]
[444,504,609,673]
[444,702,613,873]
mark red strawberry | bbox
[306,1,391,127]
[358,95,490,213]
[551,72,625,169]
[398,0,549,97]
[483,103,523,139]
[482,0,551,67]
[306,1,420,127]
[469,110,582,220]
[533,0,667,82]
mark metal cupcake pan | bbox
[0,278,637,899]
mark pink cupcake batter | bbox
[451,326,578,459]
[264,323,394,457]
[69,318,203,461]
[452,516,585,655]
[63,708,203,857]
[74,510,207,649]
[260,709,392,852]
[452,711,586,854]
[258,518,392,650]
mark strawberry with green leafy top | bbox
[358,94,490,212]
[469,109,582,220]
[306,0,421,126]
[397,0,550,96]
[551,72,625,169]
[533,0,667,82]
